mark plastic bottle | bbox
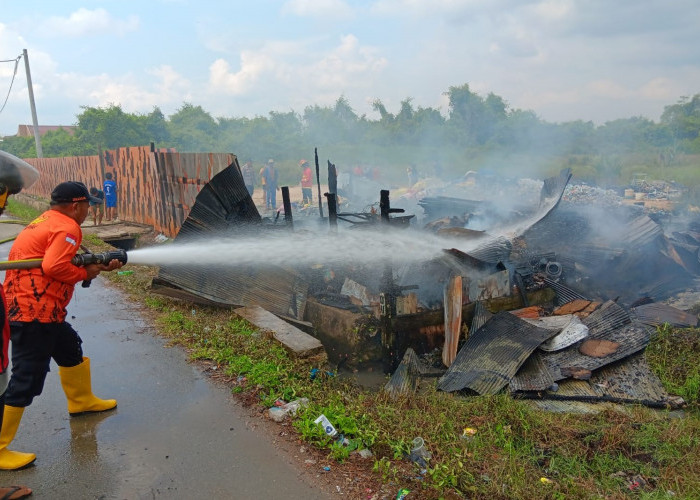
[314,414,338,437]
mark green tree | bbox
[143,106,170,146]
[40,128,85,157]
[76,104,148,153]
[660,94,700,153]
[0,135,35,158]
[167,103,218,152]
[444,83,507,146]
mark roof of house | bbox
[16,124,76,137]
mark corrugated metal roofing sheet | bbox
[470,301,492,334]
[384,347,441,397]
[582,300,631,336]
[509,351,555,392]
[631,302,699,327]
[518,353,678,409]
[438,312,555,394]
[620,215,663,248]
[543,278,588,305]
[153,163,310,319]
[589,353,672,403]
[540,302,651,382]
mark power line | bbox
[0,53,23,115]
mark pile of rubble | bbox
[150,162,699,410]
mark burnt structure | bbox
[151,160,697,409]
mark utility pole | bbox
[23,49,42,158]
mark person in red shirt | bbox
[300,159,313,205]
[0,181,123,471]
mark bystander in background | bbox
[241,160,255,196]
[103,173,117,222]
[89,186,104,225]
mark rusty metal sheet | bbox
[518,353,679,409]
[438,311,556,394]
[153,164,309,319]
[23,146,238,237]
[540,302,651,381]
[466,236,513,264]
[582,300,631,335]
[589,353,675,404]
[384,348,441,398]
[543,277,588,305]
[667,240,700,274]
[470,301,492,334]
[631,302,699,328]
[619,215,663,247]
[509,351,555,392]
[524,315,590,352]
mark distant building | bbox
[16,124,76,137]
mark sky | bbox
[1,0,699,137]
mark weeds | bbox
[5,198,41,222]
[646,324,700,407]
[86,236,700,499]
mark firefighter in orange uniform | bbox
[0,181,123,470]
[300,159,313,205]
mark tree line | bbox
[1,84,698,185]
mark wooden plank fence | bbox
[22,146,237,237]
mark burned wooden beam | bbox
[281,186,293,229]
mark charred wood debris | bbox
[153,157,699,411]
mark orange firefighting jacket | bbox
[301,166,313,188]
[3,209,88,323]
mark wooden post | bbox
[327,160,337,195]
[314,148,324,218]
[379,189,399,372]
[281,186,293,229]
[380,189,390,223]
[442,275,463,367]
[325,192,337,232]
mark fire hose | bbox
[0,249,128,288]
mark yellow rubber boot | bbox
[0,405,36,470]
[58,357,117,416]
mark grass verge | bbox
[102,260,700,500]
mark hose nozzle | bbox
[71,249,128,267]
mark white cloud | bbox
[587,80,629,99]
[313,35,387,88]
[208,35,387,99]
[41,8,139,38]
[637,78,680,101]
[209,53,276,95]
[282,0,354,19]
[48,66,192,115]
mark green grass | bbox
[5,198,42,222]
[646,324,700,407]
[115,291,700,498]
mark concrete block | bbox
[236,305,327,361]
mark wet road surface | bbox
[0,249,332,499]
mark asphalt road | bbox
[0,235,332,499]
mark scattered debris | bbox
[149,162,698,409]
